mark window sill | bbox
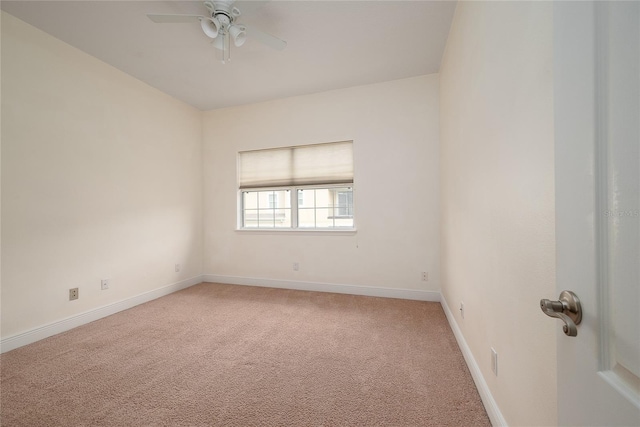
[236,228,357,236]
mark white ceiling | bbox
[1,1,456,111]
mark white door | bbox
[553,1,640,426]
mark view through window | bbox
[238,141,354,230]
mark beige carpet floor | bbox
[1,282,490,426]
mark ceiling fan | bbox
[147,0,286,63]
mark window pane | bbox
[336,188,353,216]
[277,190,291,209]
[243,209,259,228]
[257,191,270,209]
[298,208,316,228]
[274,209,292,228]
[298,189,316,206]
[313,188,331,209]
[315,208,333,228]
[258,209,274,228]
[243,191,258,209]
[298,189,316,228]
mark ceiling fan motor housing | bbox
[205,0,240,28]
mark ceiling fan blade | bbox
[245,25,287,51]
[147,14,204,24]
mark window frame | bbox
[238,183,355,232]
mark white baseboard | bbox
[440,295,508,427]
[0,276,203,354]
[203,274,441,302]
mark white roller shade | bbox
[239,141,353,189]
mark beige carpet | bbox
[1,282,490,426]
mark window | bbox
[242,190,291,228]
[268,193,277,209]
[334,190,353,217]
[239,141,354,230]
[298,187,353,228]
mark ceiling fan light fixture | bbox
[213,34,225,50]
[200,17,220,39]
[229,24,246,47]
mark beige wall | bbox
[1,12,203,338]
[439,2,557,426]
[203,75,440,292]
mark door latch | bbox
[540,290,582,337]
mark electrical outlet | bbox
[421,272,428,281]
[175,263,181,273]
[69,288,79,301]
[491,348,498,376]
[101,279,110,290]
[460,301,464,319]
[293,262,299,271]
